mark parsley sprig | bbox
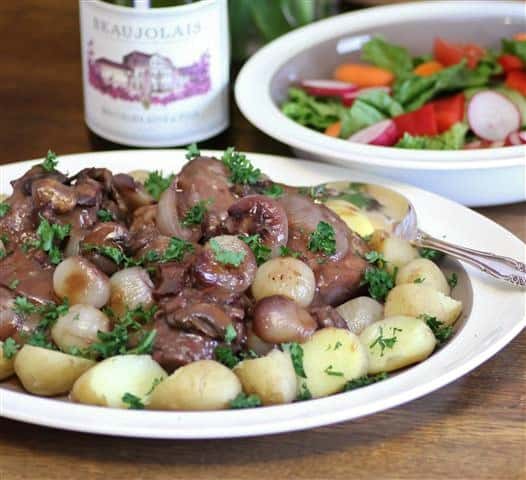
[221,147,261,185]
[344,372,388,391]
[308,221,336,256]
[361,250,397,301]
[185,143,201,160]
[41,150,58,172]
[2,337,20,359]
[181,200,209,227]
[421,314,453,345]
[447,272,458,289]
[0,203,10,218]
[214,346,257,368]
[210,238,246,267]
[122,392,145,410]
[239,234,271,266]
[262,183,284,198]
[282,342,306,378]
[144,171,175,201]
[369,326,402,356]
[420,248,443,261]
[96,209,114,222]
[25,216,71,265]
[279,245,301,259]
[230,393,262,409]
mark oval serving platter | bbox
[0,150,524,438]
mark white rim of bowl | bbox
[235,0,526,171]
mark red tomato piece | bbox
[506,70,526,96]
[433,38,485,69]
[498,54,524,73]
[431,93,466,133]
[393,103,438,137]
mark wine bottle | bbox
[79,0,229,147]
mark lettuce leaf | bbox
[501,38,526,64]
[357,89,404,117]
[394,60,498,111]
[395,122,469,150]
[361,36,413,77]
[281,87,345,130]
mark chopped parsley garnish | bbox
[338,192,371,209]
[214,345,241,368]
[144,170,175,201]
[221,147,261,185]
[89,306,157,359]
[421,314,453,345]
[145,377,164,396]
[2,337,20,359]
[326,341,343,351]
[82,243,128,266]
[297,382,312,401]
[210,238,246,267]
[279,245,301,259]
[414,277,425,284]
[13,296,38,315]
[0,248,6,260]
[0,203,10,218]
[229,393,262,409]
[308,221,336,256]
[361,251,397,301]
[181,200,209,227]
[161,237,195,263]
[185,142,201,160]
[282,342,306,378]
[419,248,443,261]
[8,279,20,290]
[29,216,71,265]
[122,392,145,410]
[263,183,284,198]
[41,150,58,172]
[369,327,402,356]
[447,272,458,289]
[344,372,388,391]
[324,365,344,377]
[240,234,271,265]
[224,324,237,344]
[96,209,114,222]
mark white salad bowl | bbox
[235,0,526,207]
[0,149,524,439]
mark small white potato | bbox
[325,199,375,239]
[109,267,154,316]
[51,304,110,353]
[234,349,297,405]
[396,258,450,295]
[252,257,315,307]
[384,284,462,326]
[360,316,436,374]
[300,328,368,399]
[336,296,384,335]
[71,355,166,408]
[53,256,110,308]
[0,340,15,380]
[379,237,419,273]
[128,170,150,184]
[149,360,241,411]
[14,345,94,396]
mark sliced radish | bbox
[348,119,399,146]
[467,91,521,141]
[342,86,392,106]
[300,79,358,97]
[520,131,526,143]
[463,140,484,149]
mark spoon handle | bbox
[414,231,526,287]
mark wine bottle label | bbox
[79,0,229,146]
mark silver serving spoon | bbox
[311,181,526,287]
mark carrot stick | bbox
[325,121,342,137]
[513,32,526,42]
[333,64,394,87]
[413,60,444,77]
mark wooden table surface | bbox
[0,2,524,479]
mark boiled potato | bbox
[360,316,436,374]
[234,349,297,405]
[0,340,15,380]
[300,328,368,399]
[325,199,375,239]
[252,257,315,307]
[14,345,95,396]
[149,360,241,411]
[379,237,419,273]
[336,296,383,335]
[71,355,166,408]
[384,284,462,326]
[128,169,150,184]
[396,258,450,295]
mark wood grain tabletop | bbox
[0,2,524,479]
